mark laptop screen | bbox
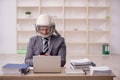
[33,56,61,73]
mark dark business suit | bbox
[25,35,66,67]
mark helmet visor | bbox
[37,25,51,35]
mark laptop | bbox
[33,56,61,73]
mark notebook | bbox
[33,56,61,73]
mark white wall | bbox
[0,0,16,54]
[0,0,120,54]
[111,0,120,54]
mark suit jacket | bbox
[25,35,66,67]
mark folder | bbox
[2,63,29,75]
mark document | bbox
[70,58,92,65]
[90,66,112,75]
[65,68,85,75]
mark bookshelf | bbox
[16,0,111,54]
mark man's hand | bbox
[44,53,50,56]
[39,52,50,56]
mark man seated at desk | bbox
[25,14,66,67]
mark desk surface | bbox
[0,67,115,80]
[0,54,118,80]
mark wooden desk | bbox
[0,68,115,80]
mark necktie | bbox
[43,38,49,53]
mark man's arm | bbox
[58,38,66,67]
[25,38,34,66]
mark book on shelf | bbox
[2,63,29,75]
[90,66,112,75]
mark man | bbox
[25,14,66,67]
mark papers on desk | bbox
[2,63,29,75]
[90,66,112,75]
[70,58,96,70]
[70,58,92,65]
[65,68,85,75]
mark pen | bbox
[82,69,87,75]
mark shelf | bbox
[17,18,36,20]
[17,32,36,43]
[41,7,63,19]
[17,6,39,8]
[64,6,86,8]
[66,42,86,45]
[88,0,110,7]
[88,44,103,54]
[88,8,109,19]
[88,6,110,8]
[64,18,86,20]
[17,30,35,32]
[88,31,109,32]
[65,30,86,32]
[67,44,87,54]
[16,0,110,54]
[64,0,87,7]
[64,7,86,19]
[65,19,87,31]
[41,6,63,8]
[17,44,27,50]
[17,0,40,7]
[88,42,110,44]
[65,31,86,43]
[88,18,109,20]
[41,0,63,7]
[17,42,27,45]
[17,7,39,19]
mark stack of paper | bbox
[2,63,29,75]
[70,58,92,65]
[65,68,85,75]
[90,66,112,75]
[70,58,96,70]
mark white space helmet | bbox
[36,14,51,26]
[35,14,55,38]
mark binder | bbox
[2,63,29,75]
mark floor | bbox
[0,54,120,80]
